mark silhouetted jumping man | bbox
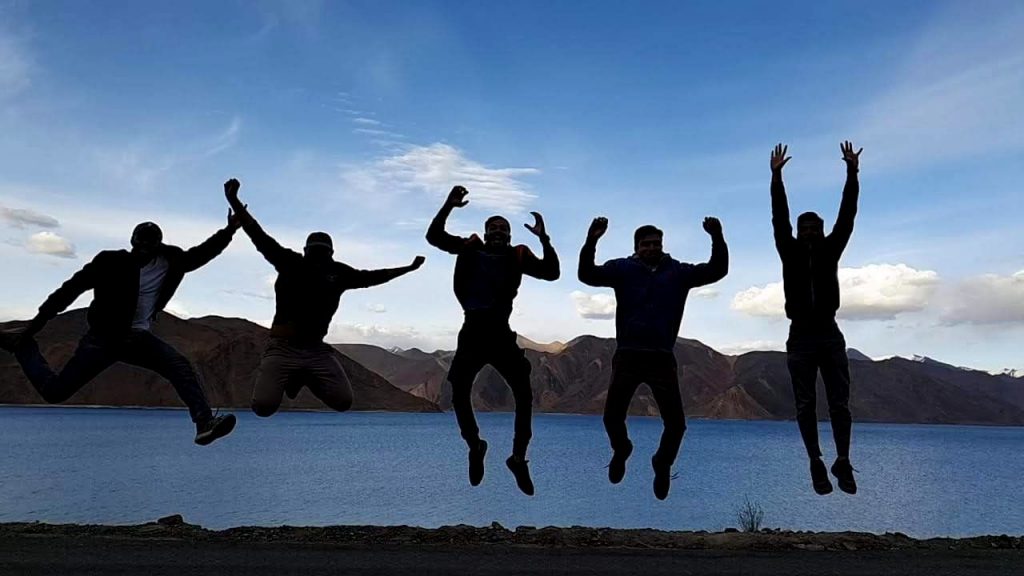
[770,141,861,495]
[0,213,241,445]
[426,185,560,495]
[224,179,424,417]
[579,216,728,500]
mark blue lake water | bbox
[0,407,1021,537]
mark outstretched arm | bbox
[683,217,729,287]
[577,217,616,287]
[770,143,793,250]
[426,186,470,254]
[346,256,426,289]
[180,209,242,273]
[25,256,101,336]
[520,212,560,281]
[223,178,300,269]
[829,140,861,254]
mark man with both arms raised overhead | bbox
[579,214,728,500]
[427,185,560,496]
[770,141,862,496]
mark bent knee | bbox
[326,396,353,413]
[251,402,279,418]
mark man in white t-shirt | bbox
[1,214,241,446]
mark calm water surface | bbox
[0,407,1021,537]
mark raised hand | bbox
[524,211,548,239]
[446,185,469,208]
[771,143,791,173]
[588,217,608,241]
[227,209,244,231]
[224,178,241,203]
[410,255,426,270]
[840,140,862,169]
[702,216,723,237]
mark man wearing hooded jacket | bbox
[579,215,728,500]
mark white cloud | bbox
[327,322,452,351]
[731,264,939,320]
[341,143,539,213]
[353,127,402,137]
[25,231,76,258]
[92,117,242,193]
[940,271,1024,325]
[692,287,719,299]
[351,117,381,126]
[364,303,387,314]
[718,340,785,355]
[571,290,616,320]
[1,205,59,229]
[201,117,242,158]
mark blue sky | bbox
[1,0,1022,371]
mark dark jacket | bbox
[427,220,560,323]
[32,227,237,336]
[771,166,859,326]
[241,217,410,344]
[578,235,728,353]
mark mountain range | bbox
[2,310,1022,426]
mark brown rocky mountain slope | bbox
[337,337,1024,425]
[0,310,439,413]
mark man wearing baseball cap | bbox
[0,211,242,446]
[224,178,424,416]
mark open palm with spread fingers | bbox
[771,143,791,173]
[841,140,863,170]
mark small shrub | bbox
[736,496,765,532]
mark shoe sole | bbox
[505,458,535,496]
[835,481,857,495]
[831,464,857,494]
[813,482,834,495]
[194,414,237,446]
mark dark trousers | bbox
[604,349,686,467]
[251,338,353,416]
[14,330,213,423]
[446,319,533,459]
[786,321,852,460]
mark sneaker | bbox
[194,413,237,446]
[810,458,834,495]
[468,439,487,486]
[831,458,858,495]
[505,455,535,496]
[652,456,675,500]
[607,441,633,484]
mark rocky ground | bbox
[1,518,1021,576]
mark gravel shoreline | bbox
[3,518,1021,552]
